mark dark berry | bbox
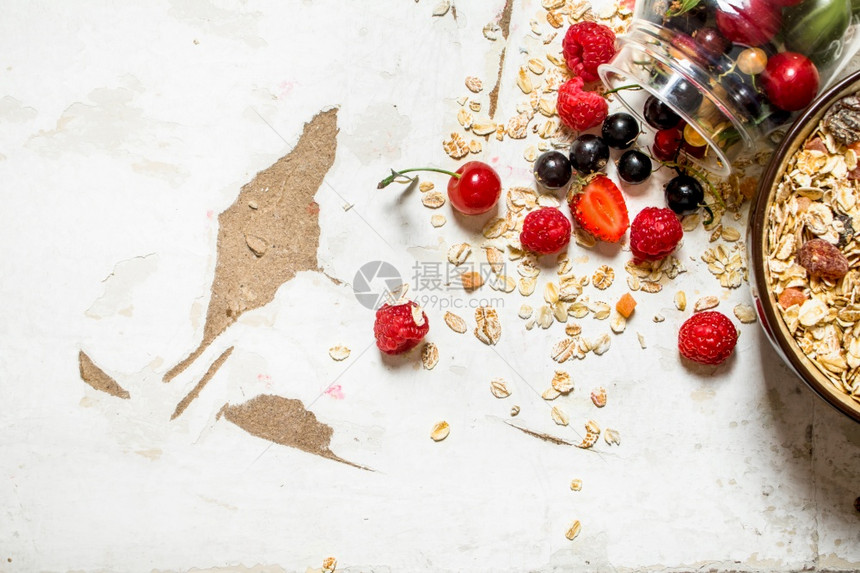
[668,77,704,114]
[601,113,640,149]
[533,151,573,190]
[644,96,681,130]
[652,127,683,161]
[723,74,762,118]
[664,4,708,35]
[569,134,609,175]
[617,150,652,184]
[665,174,705,215]
[694,27,730,62]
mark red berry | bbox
[652,127,683,161]
[520,207,572,255]
[678,311,738,365]
[629,207,683,261]
[447,161,502,215]
[568,175,629,243]
[373,301,429,355]
[715,0,780,46]
[562,22,617,83]
[557,77,609,131]
[761,52,819,112]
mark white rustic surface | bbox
[0,1,858,572]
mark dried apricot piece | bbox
[778,287,807,309]
[615,292,637,318]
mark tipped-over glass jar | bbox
[598,0,860,175]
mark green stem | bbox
[603,84,643,96]
[377,167,460,189]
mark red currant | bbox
[377,161,502,215]
[652,127,683,161]
[761,52,819,112]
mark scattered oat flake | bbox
[430,214,446,227]
[734,303,757,323]
[637,332,646,348]
[570,478,583,491]
[444,311,467,334]
[592,265,615,290]
[419,181,435,192]
[465,76,483,93]
[448,242,472,266]
[432,0,450,16]
[422,191,446,208]
[322,557,337,573]
[674,291,687,311]
[430,421,450,442]
[490,378,512,398]
[510,405,520,416]
[519,304,534,319]
[474,306,502,345]
[542,387,561,401]
[443,132,469,159]
[551,405,570,426]
[469,139,482,154]
[604,428,621,446]
[694,296,720,312]
[328,345,350,361]
[551,370,574,394]
[482,217,507,238]
[421,342,439,370]
[590,387,607,408]
[565,520,582,541]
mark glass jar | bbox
[598,0,860,176]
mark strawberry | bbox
[567,175,629,243]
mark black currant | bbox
[694,27,730,61]
[669,77,703,114]
[665,174,705,215]
[533,150,573,190]
[617,150,652,184]
[569,134,609,175]
[643,96,681,130]
[601,113,640,149]
[722,74,762,118]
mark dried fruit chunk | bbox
[797,239,849,281]
[615,293,636,318]
[778,287,807,309]
[430,421,450,441]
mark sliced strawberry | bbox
[567,175,629,242]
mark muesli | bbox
[765,95,860,404]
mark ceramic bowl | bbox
[750,70,860,423]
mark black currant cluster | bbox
[533,102,706,217]
[533,112,653,189]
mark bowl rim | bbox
[751,69,860,424]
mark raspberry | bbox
[562,22,617,83]
[520,207,572,255]
[629,207,684,262]
[557,77,609,131]
[373,301,429,355]
[678,311,738,365]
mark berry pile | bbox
[375,18,738,371]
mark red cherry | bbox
[652,127,683,161]
[761,52,820,112]
[377,161,502,215]
[715,0,780,46]
[447,161,502,215]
